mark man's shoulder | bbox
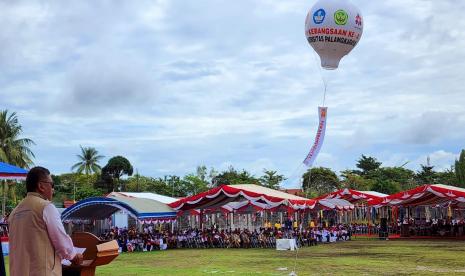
[24,193,51,206]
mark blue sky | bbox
[1,0,464,187]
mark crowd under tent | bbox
[177,201,289,230]
[171,184,317,230]
[312,189,387,226]
[171,185,360,230]
[369,184,465,237]
[61,193,177,235]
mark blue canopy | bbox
[0,161,28,180]
[61,196,177,222]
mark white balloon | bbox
[305,0,363,70]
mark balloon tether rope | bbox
[322,75,327,107]
[311,49,328,107]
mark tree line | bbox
[49,151,465,204]
[55,156,287,203]
[303,154,465,198]
[2,109,465,209]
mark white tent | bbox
[107,192,178,204]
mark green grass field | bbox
[97,239,465,275]
[5,239,465,275]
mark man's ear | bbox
[36,182,45,193]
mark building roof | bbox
[281,189,305,196]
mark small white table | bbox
[276,239,297,251]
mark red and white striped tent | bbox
[316,188,387,204]
[169,184,316,212]
[196,200,283,215]
[371,184,465,207]
[180,197,354,216]
[317,198,355,211]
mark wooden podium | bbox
[63,232,119,276]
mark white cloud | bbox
[1,0,464,181]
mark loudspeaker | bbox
[379,218,388,240]
[380,218,388,233]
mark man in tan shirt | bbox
[8,166,83,276]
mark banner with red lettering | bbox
[303,107,327,167]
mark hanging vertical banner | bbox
[303,106,327,167]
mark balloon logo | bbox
[334,10,348,25]
[305,0,363,70]
[313,9,326,24]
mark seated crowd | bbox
[346,218,465,237]
[398,218,465,237]
[99,224,352,252]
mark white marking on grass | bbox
[416,266,465,273]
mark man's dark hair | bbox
[26,166,50,192]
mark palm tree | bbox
[259,169,286,189]
[0,110,35,214]
[0,110,35,167]
[72,146,104,174]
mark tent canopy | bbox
[318,198,355,210]
[196,200,279,214]
[169,184,315,211]
[316,188,387,204]
[371,184,465,207]
[0,161,28,180]
[107,192,178,204]
[182,197,354,216]
[62,193,176,221]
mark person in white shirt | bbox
[322,229,330,243]
[8,166,83,276]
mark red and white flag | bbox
[303,107,327,167]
